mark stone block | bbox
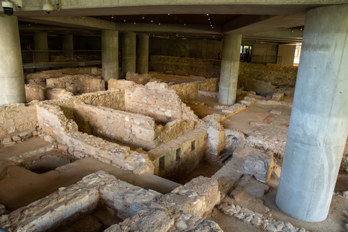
[204,117,225,156]
[272,92,285,101]
[112,208,174,232]
[25,84,46,102]
[157,176,220,217]
[46,88,74,100]
[234,147,275,183]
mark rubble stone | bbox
[234,147,275,183]
[218,202,307,232]
[272,92,285,101]
[25,84,46,102]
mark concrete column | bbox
[276,4,348,222]
[122,32,136,75]
[34,31,49,63]
[102,30,119,81]
[218,34,242,105]
[63,34,74,58]
[0,16,25,105]
[136,34,149,74]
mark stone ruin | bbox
[0,70,347,232]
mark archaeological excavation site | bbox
[0,1,348,232]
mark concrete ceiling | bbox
[10,0,348,43]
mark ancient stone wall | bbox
[150,55,221,78]
[26,67,101,85]
[74,104,157,150]
[25,67,104,102]
[46,75,105,95]
[0,171,221,232]
[149,127,207,177]
[46,89,125,111]
[109,80,199,124]
[150,55,298,96]
[171,78,218,100]
[36,103,154,174]
[0,104,38,146]
[122,72,218,100]
[238,63,298,96]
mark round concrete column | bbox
[34,31,49,63]
[102,30,119,81]
[63,34,74,58]
[218,34,242,105]
[0,16,25,105]
[136,34,149,74]
[122,32,136,75]
[276,4,348,222]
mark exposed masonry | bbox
[149,56,297,96]
[0,171,222,232]
[25,67,104,102]
[218,202,307,232]
[0,80,215,176]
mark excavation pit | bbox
[21,151,72,174]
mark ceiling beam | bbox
[223,14,305,34]
[19,16,116,30]
[19,16,222,35]
[14,0,348,16]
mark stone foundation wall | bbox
[74,104,157,150]
[1,171,221,232]
[46,75,105,95]
[238,63,298,96]
[149,127,207,177]
[26,67,101,85]
[46,89,125,111]
[72,104,197,151]
[171,78,218,100]
[36,103,154,174]
[150,55,221,78]
[123,72,218,100]
[0,104,38,146]
[150,56,298,96]
[109,80,199,124]
[25,67,104,102]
